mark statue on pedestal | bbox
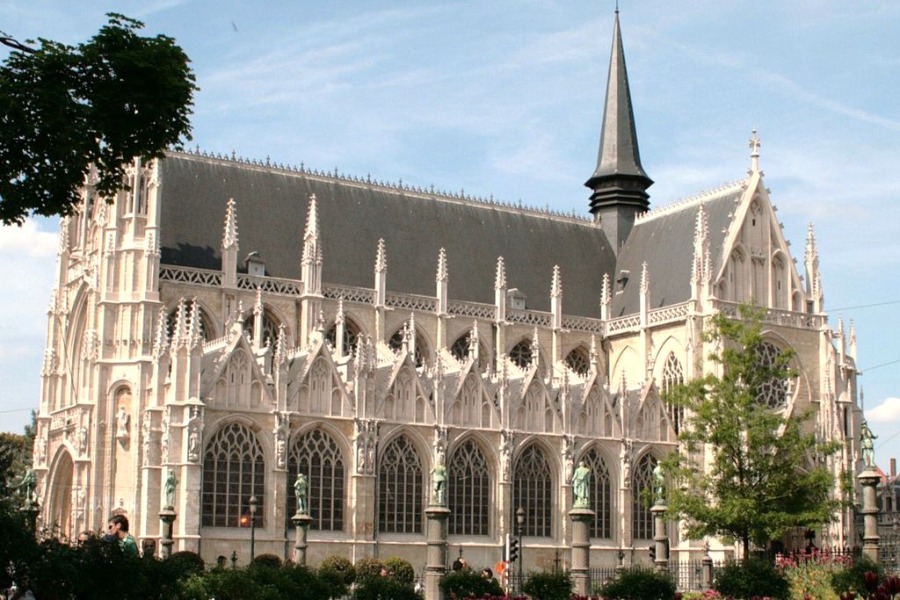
[572,461,590,507]
[164,470,178,509]
[294,473,308,514]
[861,420,877,469]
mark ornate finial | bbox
[495,256,507,290]
[551,265,562,298]
[188,297,201,346]
[336,297,345,325]
[223,198,238,249]
[274,324,287,367]
[254,286,263,315]
[301,194,321,266]
[375,238,387,273]
[805,222,818,263]
[640,261,649,294]
[153,306,169,360]
[436,247,448,282]
[173,297,188,346]
[601,272,611,306]
[749,129,761,173]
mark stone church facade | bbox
[32,13,862,572]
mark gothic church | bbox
[32,12,863,572]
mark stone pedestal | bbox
[291,512,313,565]
[20,500,40,534]
[569,508,594,597]
[159,508,177,558]
[425,504,450,600]
[651,501,669,572]
[858,468,881,563]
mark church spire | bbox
[585,10,653,252]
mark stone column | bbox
[292,512,313,565]
[569,507,594,596]
[159,508,177,558]
[859,468,881,563]
[701,542,713,590]
[425,505,450,600]
[651,501,669,572]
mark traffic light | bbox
[508,536,519,563]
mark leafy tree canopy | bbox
[660,304,841,556]
[0,13,196,224]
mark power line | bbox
[861,359,900,373]
[0,407,33,415]
[831,299,900,312]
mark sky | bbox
[1,1,899,465]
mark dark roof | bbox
[610,183,745,317]
[585,12,651,189]
[158,152,616,317]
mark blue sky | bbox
[2,1,899,466]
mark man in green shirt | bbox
[107,515,139,557]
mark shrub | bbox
[251,553,283,569]
[596,566,677,600]
[715,558,790,600]
[319,554,356,598]
[521,570,574,600]
[830,555,882,597]
[383,555,415,583]
[354,556,385,583]
[353,574,420,600]
[440,568,502,598]
[167,550,206,578]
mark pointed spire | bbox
[153,306,169,360]
[375,238,387,273]
[748,130,761,174]
[436,247,448,282]
[551,265,562,298]
[495,256,507,290]
[805,223,818,265]
[692,203,710,284]
[222,198,238,250]
[601,272,611,306]
[589,334,598,371]
[586,10,652,249]
[172,298,188,347]
[531,326,540,369]
[254,286,263,316]
[301,194,321,266]
[640,261,649,294]
[188,297,201,347]
[849,320,857,361]
[274,323,287,368]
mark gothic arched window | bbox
[512,444,553,537]
[755,341,790,409]
[632,453,656,540]
[167,300,213,342]
[202,423,265,528]
[509,339,533,369]
[389,328,426,368]
[662,352,685,433]
[378,435,424,534]
[243,308,281,347]
[448,440,490,536]
[582,448,613,538]
[325,318,362,354]
[565,347,590,376]
[288,429,345,531]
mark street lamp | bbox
[516,507,525,588]
[249,495,258,562]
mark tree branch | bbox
[0,35,37,54]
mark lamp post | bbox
[249,495,258,562]
[516,507,525,591]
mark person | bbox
[572,460,590,506]
[861,420,877,468]
[76,530,92,545]
[481,567,494,581]
[107,515,139,557]
[294,472,308,514]
[164,470,178,508]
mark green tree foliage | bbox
[0,14,196,224]
[0,431,30,502]
[595,567,677,600]
[661,305,841,556]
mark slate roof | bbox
[158,152,616,317]
[610,182,746,317]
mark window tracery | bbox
[288,429,345,531]
[509,339,533,369]
[202,423,265,528]
[662,352,684,434]
[378,435,423,534]
[448,440,490,536]
[582,448,612,538]
[565,347,590,376]
[512,444,552,537]
[389,328,426,368]
[755,341,791,409]
[632,453,656,539]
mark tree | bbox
[0,13,197,224]
[660,304,840,557]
